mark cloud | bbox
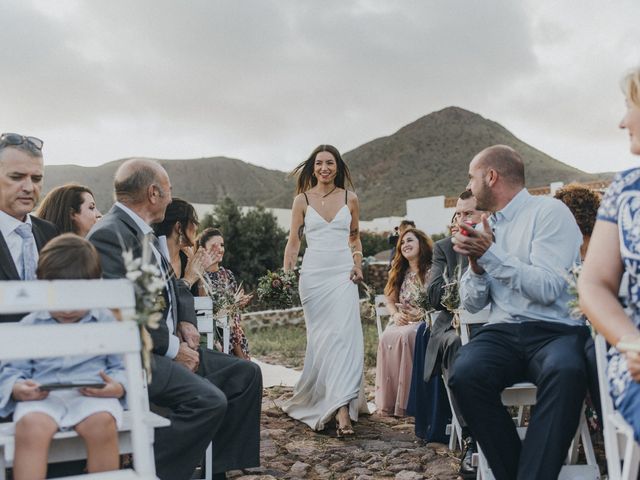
[0,0,637,173]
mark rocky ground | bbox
[226,381,462,480]
[216,355,606,480]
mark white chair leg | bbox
[580,414,597,467]
[0,452,6,480]
[566,419,582,465]
[448,416,459,451]
[443,376,463,451]
[222,319,230,354]
[205,442,213,480]
[515,405,525,426]
[622,436,640,480]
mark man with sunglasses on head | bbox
[0,133,58,323]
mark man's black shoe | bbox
[459,436,477,479]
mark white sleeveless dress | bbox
[282,202,367,430]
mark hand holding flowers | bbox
[257,269,298,309]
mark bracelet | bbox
[352,251,363,258]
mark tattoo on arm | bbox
[297,224,305,241]
[349,228,359,238]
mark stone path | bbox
[230,360,461,480]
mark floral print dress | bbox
[597,168,640,409]
[202,267,250,359]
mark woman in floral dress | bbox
[579,66,640,440]
[375,228,432,416]
[197,227,252,359]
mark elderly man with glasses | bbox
[0,133,58,322]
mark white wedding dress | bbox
[282,201,367,430]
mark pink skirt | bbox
[374,322,420,416]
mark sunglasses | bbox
[0,132,44,151]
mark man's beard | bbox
[473,181,493,212]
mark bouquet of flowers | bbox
[359,282,377,320]
[200,274,248,319]
[415,287,434,326]
[565,264,584,320]
[441,264,462,331]
[122,236,166,382]
[198,272,251,352]
[256,269,298,309]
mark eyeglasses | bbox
[0,133,44,151]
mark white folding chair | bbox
[442,309,490,451]
[374,294,389,338]
[457,309,599,480]
[193,296,230,354]
[0,279,169,480]
[595,334,640,480]
[193,296,233,480]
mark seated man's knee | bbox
[240,359,262,387]
[202,383,228,420]
[448,348,483,393]
[540,359,587,393]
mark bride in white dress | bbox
[282,144,366,436]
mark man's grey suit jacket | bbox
[87,205,196,356]
[423,236,467,381]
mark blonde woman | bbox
[579,67,640,440]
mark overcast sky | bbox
[2,0,640,174]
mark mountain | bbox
[43,157,295,215]
[41,106,607,220]
[342,106,602,218]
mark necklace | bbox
[321,186,337,206]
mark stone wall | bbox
[244,299,374,330]
[244,306,305,330]
[363,261,389,295]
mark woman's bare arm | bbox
[579,220,638,345]
[347,192,364,283]
[283,194,306,272]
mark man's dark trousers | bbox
[148,349,262,480]
[448,321,589,480]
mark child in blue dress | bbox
[0,234,126,479]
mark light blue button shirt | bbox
[460,188,583,326]
[0,309,127,417]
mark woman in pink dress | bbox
[375,228,433,416]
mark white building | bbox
[193,180,609,236]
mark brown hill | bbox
[41,107,608,220]
[43,157,295,215]
[343,106,602,218]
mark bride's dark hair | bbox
[290,144,355,194]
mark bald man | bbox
[88,159,261,480]
[448,146,589,480]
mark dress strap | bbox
[345,189,348,204]
[303,192,309,205]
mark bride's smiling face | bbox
[400,232,419,261]
[314,151,337,184]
